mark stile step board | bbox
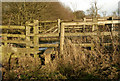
[43,48,55,64]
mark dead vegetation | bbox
[58,37,120,79]
[2,34,120,79]
[1,1,120,80]
[2,2,74,25]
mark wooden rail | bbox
[0,25,25,29]
[1,34,25,38]
[27,32,119,38]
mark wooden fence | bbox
[1,18,120,64]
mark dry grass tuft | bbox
[56,37,120,79]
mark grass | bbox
[2,36,120,80]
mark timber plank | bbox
[2,40,26,44]
[39,44,59,47]
[0,34,25,38]
[29,31,119,38]
[0,26,25,29]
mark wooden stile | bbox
[1,18,120,62]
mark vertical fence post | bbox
[91,18,98,50]
[91,21,95,50]
[111,17,114,31]
[92,17,98,32]
[58,19,61,33]
[3,36,7,46]
[60,23,64,57]
[83,18,86,32]
[102,24,105,43]
[33,20,39,57]
[92,24,95,32]
[56,19,61,58]
[26,21,30,54]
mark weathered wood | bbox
[73,43,112,47]
[87,18,106,21]
[3,36,7,46]
[73,43,92,47]
[62,20,120,26]
[2,40,26,44]
[58,19,61,33]
[26,21,31,54]
[40,37,59,41]
[30,33,59,37]
[43,26,57,33]
[98,20,120,25]
[27,23,35,26]
[92,24,95,31]
[0,25,25,29]
[92,17,98,50]
[43,48,54,64]
[101,31,119,36]
[39,20,57,23]
[28,31,119,38]
[60,23,65,56]
[83,18,86,32]
[1,34,25,38]
[33,20,39,55]
[40,38,59,41]
[1,19,120,59]
[39,44,59,47]
[111,17,114,31]
[65,32,97,36]
[32,32,92,37]
[64,22,96,26]
[29,43,59,47]
[53,28,58,33]
[65,26,83,28]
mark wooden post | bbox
[91,18,98,50]
[58,19,61,33]
[92,17,98,32]
[83,18,86,22]
[60,23,64,57]
[3,36,7,46]
[102,24,105,43]
[91,44,94,51]
[44,22,46,31]
[91,23,95,50]
[83,18,86,32]
[92,24,95,32]
[33,20,39,57]
[111,17,114,31]
[26,21,30,54]
[92,24,98,32]
[3,35,7,56]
